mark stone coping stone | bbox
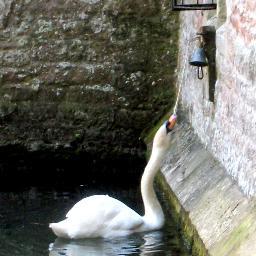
[160,114,256,256]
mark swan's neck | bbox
[141,147,165,226]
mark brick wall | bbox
[178,0,256,196]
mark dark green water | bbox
[0,185,190,256]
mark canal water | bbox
[0,184,190,256]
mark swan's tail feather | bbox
[49,222,71,239]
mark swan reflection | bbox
[49,231,163,256]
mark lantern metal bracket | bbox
[171,0,217,11]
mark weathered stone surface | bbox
[159,1,256,254]
[177,1,256,196]
[0,0,14,29]
[0,0,179,181]
[160,115,256,255]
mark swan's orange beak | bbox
[165,114,177,133]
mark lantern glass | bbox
[172,0,217,10]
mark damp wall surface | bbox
[0,0,179,184]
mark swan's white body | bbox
[49,123,172,239]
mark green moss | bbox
[156,173,209,256]
[211,213,256,256]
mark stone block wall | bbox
[177,0,256,196]
[0,0,179,183]
[160,114,256,256]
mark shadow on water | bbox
[0,146,146,190]
[0,184,190,256]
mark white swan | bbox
[49,116,175,239]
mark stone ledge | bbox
[158,113,256,256]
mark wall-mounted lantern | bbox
[189,35,208,79]
[189,26,217,103]
[171,0,217,11]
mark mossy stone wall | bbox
[0,0,179,184]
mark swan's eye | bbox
[164,121,172,134]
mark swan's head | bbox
[152,115,176,152]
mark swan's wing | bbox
[66,195,143,234]
[106,203,143,231]
[66,195,114,218]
